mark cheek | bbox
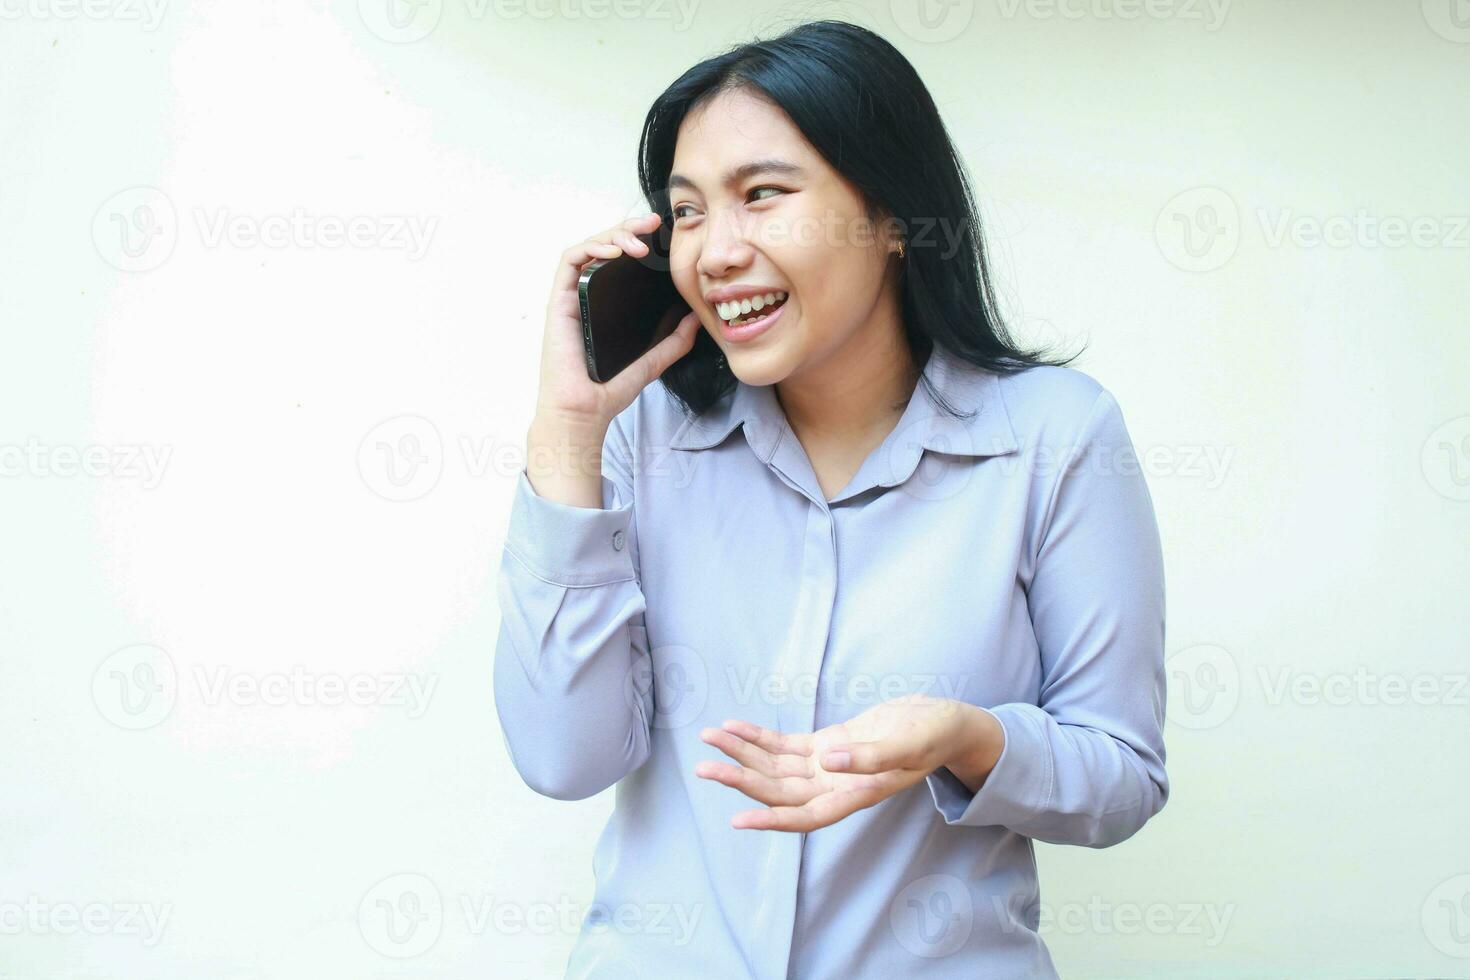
[670,249,701,303]
[768,243,821,301]
[806,249,879,309]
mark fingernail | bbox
[824,751,851,770]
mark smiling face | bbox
[667,86,903,388]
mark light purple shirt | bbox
[494,343,1169,978]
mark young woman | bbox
[495,20,1168,979]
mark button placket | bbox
[751,500,838,980]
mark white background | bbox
[2,0,1467,977]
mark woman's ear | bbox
[866,203,907,259]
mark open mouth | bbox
[717,291,788,328]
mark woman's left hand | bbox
[694,694,1004,832]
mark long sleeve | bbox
[492,415,655,801]
[926,388,1170,848]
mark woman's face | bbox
[667,87,901,387]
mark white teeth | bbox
[716,291,786,321]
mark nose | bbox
[695,207,756,282]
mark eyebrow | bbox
[667,159,808,194]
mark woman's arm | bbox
[492,412,655,801]
[927,388,1170,848]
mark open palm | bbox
[694,694,966,832]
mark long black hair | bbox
[637,18,1082,419]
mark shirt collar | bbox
[668,343,1020,462]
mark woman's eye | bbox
[671,187,784,221]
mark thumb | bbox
[642,310,701,378]
[822,732,928,775]
[605,310,700,404]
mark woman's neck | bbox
[775,326,923,450]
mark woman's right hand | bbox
[534,211,701,436]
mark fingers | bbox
[699,727,812,778]
[731,783,890,832]
[621,211,661,234]
[608,212,660,258]
[551,239,620,295]
[719,719,813,757]
[694,760,813,807]
[550,212,662,295]
[692,719,823,810]
[611,229,649,256]
[732,769,920,831]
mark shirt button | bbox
[612,529,626,551]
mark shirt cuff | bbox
[925,703,1053,829]
[502,468,636,588]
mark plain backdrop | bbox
[2,0,1467,977]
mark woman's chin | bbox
[725,347,796,387]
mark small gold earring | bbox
[895,240,907,259]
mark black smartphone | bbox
[578,220,691,383]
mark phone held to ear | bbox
[578,219,691,383]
